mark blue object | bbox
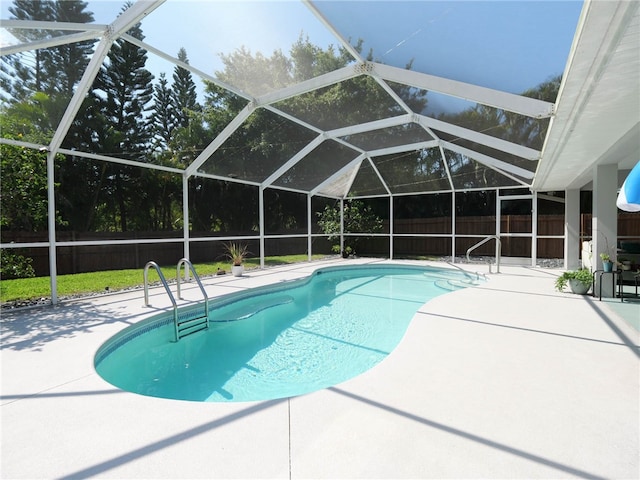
[617,161,640,212]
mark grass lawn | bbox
[0,254,329,303]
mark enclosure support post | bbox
[340,198,344,254]
[307,194,312,262]
[47,151,58,305]
[259,186,265,269]
[389,195,394,260]
[495,189,501,252]
[451,192,456,263]
[182,174,190,280]
[531,190,538,267]
[564,189,580,270]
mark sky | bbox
[137,1,341,87]
[315,1,584,94]
[1,0,341,99]
[1,0,584,111]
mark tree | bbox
[432,75,562,192]
[0,101,66,232]
[94,5,153,161]
[50,0,94,97]
[317,200,383,255]
[1,0,94,103]
[217,45,292,97]
[505,75,561,150]
[193,36,425,234]
[437,76,562,150]
[172,48,199,129]
[166,48,204,169]
[2,0,55,101]
[87,2,154,231]
[290,34,356,81]
[149,72,176,152]
[0,96,60,278]
[1,1,97,237]
[0,142,49,232]
[188,77,255,232]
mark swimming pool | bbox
[95,264,480,402]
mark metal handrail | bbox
[466,235,501,273]
[176,258,209,320]
[143,261,178,339]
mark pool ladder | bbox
[143,258,209,341]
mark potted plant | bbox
[600,252,614,272]
[224,242,249,277]
[598,234,617,272]
[555,269,593,295]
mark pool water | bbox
[95,265,478,402]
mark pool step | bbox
[434,279,478,291]
[214,295,294,322]
[176,308,208,340]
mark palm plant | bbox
[224,242,249,266]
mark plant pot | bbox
[569,279,591,295]
[231,265,244,277]
[603,260,613,273]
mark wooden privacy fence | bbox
[3,213,639,276]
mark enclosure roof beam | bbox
[372,76,415,116]
[416,115,541,160]
[56,148,183,174]
[46,0,166,155]
[442,141,534,180]
[262,134,326,188]
[366,155,393,196]
[256,64,363,106]
[185,102,256,177]
[265,183,318,196]
[0,138,48,150]
[302,0,364,63]
[438,144,455,191]
[0,19,105,56]
[373,62,554,119]
[123,34,252,102]
[0,30,102,56]
[263,105,324,135]
[326,114,414,138]
[315,110,539,162]
[368,140,440,158]
[187,171,262,188]
[47,37,113,154]
[109,0,166,37]
[0,19,106,31]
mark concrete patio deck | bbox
[1,258,638,479]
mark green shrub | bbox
[317,200,383,254]
[0,250,35,279]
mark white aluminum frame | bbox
[0,0,563,303]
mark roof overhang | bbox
[533,0,640,192]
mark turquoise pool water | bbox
[95,265,478,402]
